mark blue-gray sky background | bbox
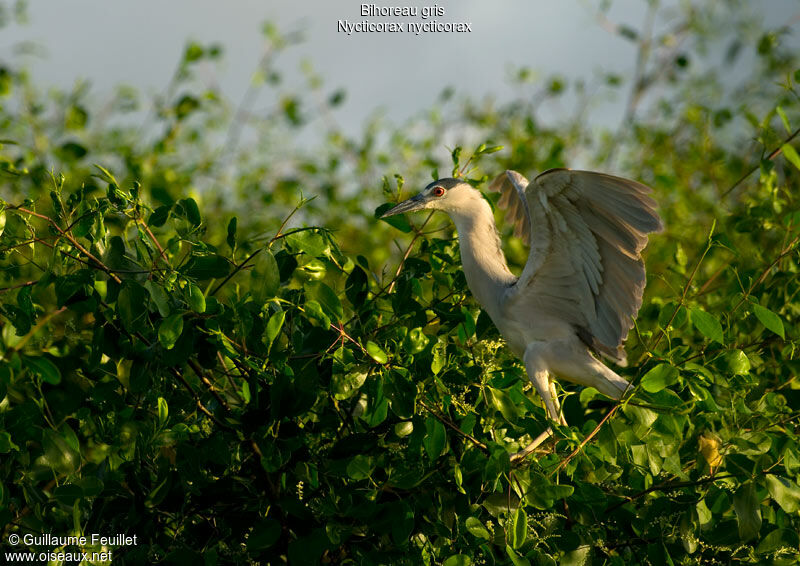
[4,0,797,141]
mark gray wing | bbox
[488,170,531,241]
[505,168,663,365]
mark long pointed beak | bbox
[381,194,427,218]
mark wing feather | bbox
[505,169,663,365]
[488,170,531,241]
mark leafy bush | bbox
[1,3,800,565]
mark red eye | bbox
[433,186,445,197]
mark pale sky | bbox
[2,1,798,136]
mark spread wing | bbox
[487,170,531,241]
[494,168,663,365]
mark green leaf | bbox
[252,249,280,300]
[622,404,658,428]
[375,202,412,233]
[53,484,83,505]
[465,517,491,541]
[403,327,430,354]
[41,429,79,474]
[157,397,168,424]
[117,281,148,332]
[766,475,800,513]
[486,387,518,421]
[94,163,118,186]
[306,281,342,322]
[451,146,462,167]
[541,483,574,501]
[640,363,680,393]
[509,507,527,549]
[182,254,231,279]
[304,299,330,328]
[241,380,251,404]
[776,106,792,133]
[461,307,476,338]
[689,307,724,344]
[562,546,592,566]
[755,528,800,555]
[395,421,413,437]
[25,356,62,384]
[148,205,170,227]
[431,340,446,375]
[184,41,205,62]
[0,431,20,453]
[733,482,762,542]
[346,454,374,480]
[144,280,170,317]
[345,266,368,307]
[505,545,531,566]
[188,283,206,313]
[180,198,202,226]
[331,370,368,401]
[159,313,184,350]
[443,556,472,566]
[284,229,329,258]
[752,304,785,339]
[366,341,387,364]
[265,310,286,347]
[423,417,446,462]
[726,350,751,375]
[247,518,281,551]
[782,143,800,171]
[226,216,237,249]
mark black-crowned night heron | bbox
[382,169,662,457]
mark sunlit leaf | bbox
[509,507,527,549]
[188,283,206,313]
[465,517,491,541]
[158,313,184,350]
[766,475,800,513]
[366,341,387,364]
[689,307,724,344]
[782,143,800,171]
[752,304,785,339]
[25,356,61,384]
[640,364,680,393]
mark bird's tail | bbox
[589,361,631,399]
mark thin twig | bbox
[385,211,435,295]
[720,126,800,198]
[649,237,713,353]
[0,280,38,294]
[210,247,263,296]
[170,368,234,432]
[210,204,307,296]
[13,206,122,284]
[731,232,800,313]
[139,218,169,267]
[549,406,619,476]
[188,359,232,410]
[419,399,488,453]
[604,2,657,166]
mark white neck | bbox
[448,198,516,317]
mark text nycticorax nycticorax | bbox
[382,169,662,458]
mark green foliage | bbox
[1,3,800,565]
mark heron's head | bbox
[381,178,482,218]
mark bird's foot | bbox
[510,427,555,463]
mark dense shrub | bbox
[1,3,800,564]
